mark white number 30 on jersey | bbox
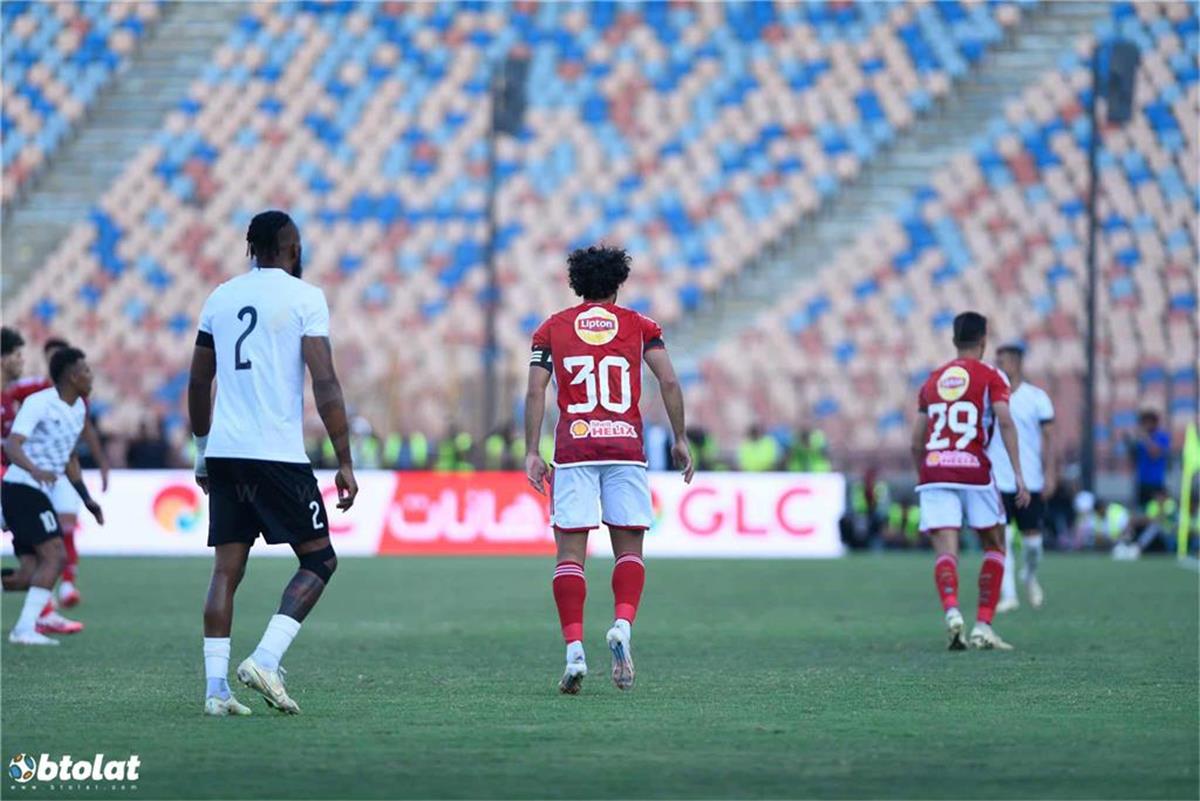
[562,355,631,414]
[926,401,978,450]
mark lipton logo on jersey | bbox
[574,307,619,346]
[569,420,638,439]
[925,451,981,468]
[936,365,970,401]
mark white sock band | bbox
[204,637,231,681]
[15,587,52,634]
[251,614,302,670]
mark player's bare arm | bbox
[644,347,693,483]
[302,335,357,510]
[909,412,927,474]
[1040,418,1056,498]
[993,401,1029,508]
[66,453,103,525]
[187,341,217,494]
[80,415,110,491]
[3,433,56,486]
[523,365,552,495]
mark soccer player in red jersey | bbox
[524,246,693,693]
[911,312,1029,651]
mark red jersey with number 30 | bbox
[916,358,1010,488]
[531,302,665,467]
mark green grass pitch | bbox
[2,554,1197,799]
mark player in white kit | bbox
[987,344,1055,611]
[189,211,357,716]
[1,348,104,645]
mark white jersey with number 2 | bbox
[198,268,329,463]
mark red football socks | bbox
[62,525,78,583]
[934,553,959,611]
[977,549,1005,624]
[611,553,645,623]
[552,561,586,643]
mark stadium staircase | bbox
[0,1,240,294]
[669,1,1112,377]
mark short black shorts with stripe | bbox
[206,458,330,547]
[1001,491,1045,532]
[1,481,63,555]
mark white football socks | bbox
[565,640,585,665]
[204,637,231,699]
[1001,528,1018,602]
[1023,534,1043,581]
[14,587,52,635]
[251,614,302,671]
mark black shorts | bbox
[206,458,329,548]
[1,482,63,556]
[1001,491,1045,532]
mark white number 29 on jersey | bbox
[926,401,978,450]
[563,355,631,414]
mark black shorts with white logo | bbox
[2,481,63,555]
[206,458,330,547]
[1001,491,1045,532]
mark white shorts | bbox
[550,464,652,532]
[918,485,1005,532]
[50,475,81,516]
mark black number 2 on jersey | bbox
[234,306,257,370]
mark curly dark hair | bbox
[567,245,631,301]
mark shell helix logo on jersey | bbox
[925,450,981,468]
[8,752,140,788]
[936,365,971,401]
[569,419,638,439]
[574,307,619,346]
[152,484,203,534]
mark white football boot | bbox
[969,622,1014,651]
[204,695,253,716]
[945,608,967,651]
[606,620,635,690]
[9,629,59,646]
[236,657,300,714]
[558,652,588,695]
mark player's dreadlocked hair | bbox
[246,210,294,262]
[567,245,631,302]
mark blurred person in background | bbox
[1125,409,1170,509]
[686,426,723,471]
[987,343,1055,613]
[786,426,831,473]
[1109,409,1171,559]
[126,415,172,469]
[737,424,780,472]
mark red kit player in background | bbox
[524,246,693,694]
[911,312,1029,651]
[1,328,109,611]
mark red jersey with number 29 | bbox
[916,358,1010,489]
[531,302,665,467]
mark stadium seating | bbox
[2,0,1027,437]
[1,1,161,205]
[693,1,1198,461]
